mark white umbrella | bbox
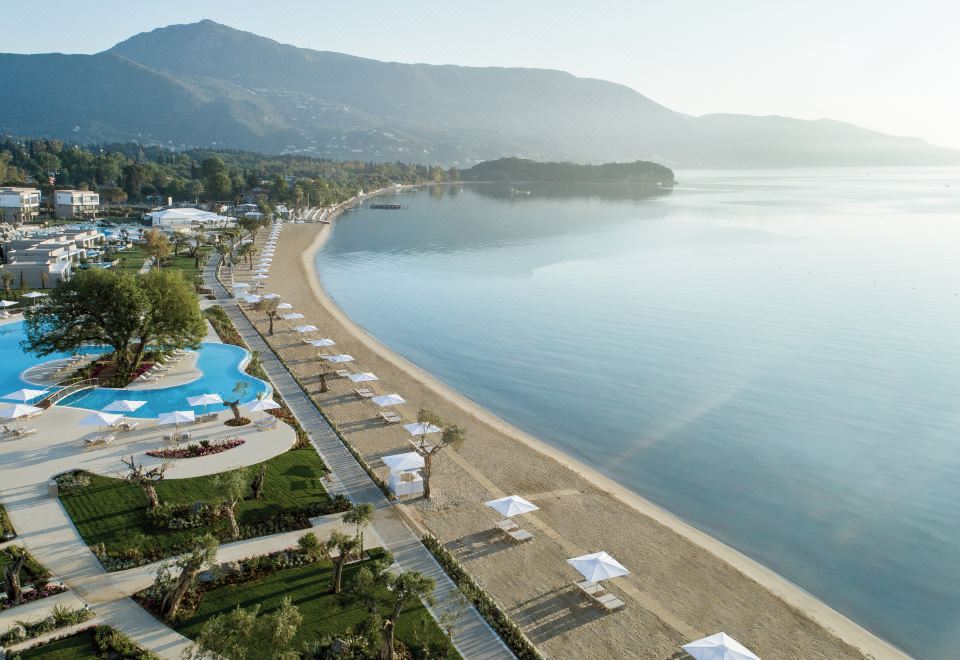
[3,388,47,402]
[294,325,318,334]
[0,300,17,308]
[485,495,539,518]
[187,393,223,415]
[262,293,281,300]
[103,399,147,413]
[382,452,424,472]
[254,274,268,280]
[682,633,760,660]
[258,257,273,262]
[243,295,262,304]
[281,313,304,320]
[246,397,280,421]
[567,552,630,582]
[310,338,336,347]
[157,410,195,443]
[323,354,354,363]
[79,411,123,437]
[21,292,46,299]
[404,422,441,436]
[232,282,250,290]
[276,302,292,310]
[0,403,43,430]
[372,393,405,407]
[348,372,378,383]
[255,269,270,275]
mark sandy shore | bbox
[233,208,906,660]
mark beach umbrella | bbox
[232,282,250,290]
[79,411,123,437]
[371,393,405,407]
[310,338,336,347]
[254,274,268,280]
[485,495,539,518]
[276,302,292,310]
[258,257,273,262]
[21,291,46,299]
[262,293,281,300]
[348,372,378,383]
[294,325,318,334]
[281,313,304,321]
[246,397,280,421]
[382,452,424,472]
[404,422,441,436]
[103,399,147,413]
[567,552,629,582]
[682,633,760,660]
[323,354,354,364]
[187,393,223,416]
[0,404,43,430]
[157,410,195,442]
[3,388,47,402]
[243,294,263,304]
[0,300,17,308]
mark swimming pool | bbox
[1,321,269,417]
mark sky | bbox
[7,1,960,149]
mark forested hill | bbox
[461,158,675,185]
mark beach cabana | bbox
[682,633,760,660]
[382,452,425,496]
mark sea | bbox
[314,169,960,659]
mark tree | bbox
[263,298,279,336]
[326,530,360,594]
[214,468,249,539]
[136,269,206,368]
[121,455,170,510]
[3,546,28,604]
[1,270,13,298]
[411,410,466,499]
[250,463,267,500]
[224,380,250,423]
[350,558,435,660]
[184,596,302,660]
[157,533,217,620]
[343,503,374,560]
[143,228,170,268]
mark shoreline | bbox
[260,195,906,659]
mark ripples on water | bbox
[316,170,960,659]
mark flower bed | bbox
[0,604,94,646]
[146,438,245,459]
[0,584,67,612]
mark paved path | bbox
[137,258,153,274]
[205,240,514,660]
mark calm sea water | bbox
[315,170,960,659]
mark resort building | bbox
[146,207,234,227]
[54,190,101,219]
[0,187,41,224]
[1,229,105,288]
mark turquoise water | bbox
[315,171,960,659]
[0,321,268,417]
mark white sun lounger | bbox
[353,387,375,399]
[379,411,402,424]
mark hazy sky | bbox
[7,1,960,148]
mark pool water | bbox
[1,321,268,417]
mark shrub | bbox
[55,471,91,489]
[93,624,160,659]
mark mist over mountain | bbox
[1,20,955,167]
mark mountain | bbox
[1,20,956,167]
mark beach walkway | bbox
[204,251,514,660]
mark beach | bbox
[234,211,906,659]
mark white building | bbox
[146,207,234,227]
[1,229,105,288]
[0,187,41,224]
[54,190,100,219]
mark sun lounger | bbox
[335,369,352,378]
[595,593,626,611]
[576,580,605,597]
[14,427,37,437]
[353,387,375,399]
[0,311,9,319]
[379,411,402,424]
[257,418,278,430]
[117,422,138,432]
[508,529,533,542]
[2,425,16,436]
[496,519,519,532]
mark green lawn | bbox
[14,629,98,659]
[176,560,459,658]
[59,449,332,559]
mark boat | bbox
[368,203,404,210]
[510,188,532,196]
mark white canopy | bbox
[682,633,760,660]
[567,551,630,582]
[404,422,441,436]
[281,313,304,321]
[247,398,280,413]
[21,292,46,299]
[0,300,19,308]
[147,207,232,226]
[242,295,263,304]
[294,325,318,334]
[254,274,269,280]
[79,411,123,427]
[310,338,336,347]
[0,404,43,419]
[323,354,354,364]
[187,393,223,407]
[3,388,47,402]
[262,293,281,300]
[103,399,147,413]
[157,410,195,425]
[276,302,292,310]
[485,495,540,518]
[382,452,424,472]
[372,393,405,407]
[348,372,378,383]
[232,282,251,290]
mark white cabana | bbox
[372,393,405,407]
[323,354,355,364]
[404,422,441,436]
[567,552,629,582]
[485,495,539,518]
[348,372,378,383]
[3,388,47,402]
[310,338,336,347]
[682,633,760,660]
[294,325,318,334]
[382,452,425,496]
